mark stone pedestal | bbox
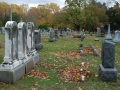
[99,64,118,82]
[33,53,39,65]
[106,34,112,40]
[25,59,34,74]
[0,64,25,84]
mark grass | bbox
[0,34,120,90]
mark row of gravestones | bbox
[48,29,67,42]
[0,21,41,83]
[80,24,118,81]
[96,24,120,43]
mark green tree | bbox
[106,2,120,30]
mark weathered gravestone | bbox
[27,22,39,65]
[96,26,105,37]
[79,31,85,41]
[1,27,5,34]
[34,30,43,50]
[106,24,112,40]
[0,21,25,83]
[18,21,28,61]
[113,30,120,43]
[60,29,66,37]
[0,27,1,33]
[100,26,105,37]
[96,28,101,37]
[49,29,56,42]
[99,40,118,82]
[90,43,99,56]
[54,29,59,39]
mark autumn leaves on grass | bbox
[57,62,92,82]
[27,47,100,82]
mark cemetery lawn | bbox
[0,34,120,90]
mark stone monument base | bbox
[106,34,112,40]
[0,64,25,84]
[113,39,120,43]
[25,59,34,74]
[33,53,39,65]
[99,64,118,82]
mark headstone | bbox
[113,30,120,43]
[54,29,58,39]
[34,30,43,50]
[80,31,84,37]
[0,27,5,34]
[90,43,99,56]
[99,40,118,82]
[18,22,27,59]
[0,21,25,83]
[49,29,56,42]
[96,28,101,37]
[60,29,66,37]
[96,26,105,37]
[66,28,71,36]
[80,31,85,41]
[106,24,112,40]
[100,25,105,37]
[2,21,21,68]
[27,22,39,65]
[27,22,35,52]
[18,21,29,63]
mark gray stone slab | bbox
[0,64,25,84]
[102,40,115,68]
[25,59,34,74]
[99,64,118,82]
[90,43,99,56]
[94,38,99,41]
[33,53,39,65]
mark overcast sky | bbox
[0,0,120,8]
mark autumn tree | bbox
[25,7,40,29]
[37,3,61,28]
[0,2,9,26]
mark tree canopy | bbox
[0,1,120,31]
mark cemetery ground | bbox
[0,34,120,90]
